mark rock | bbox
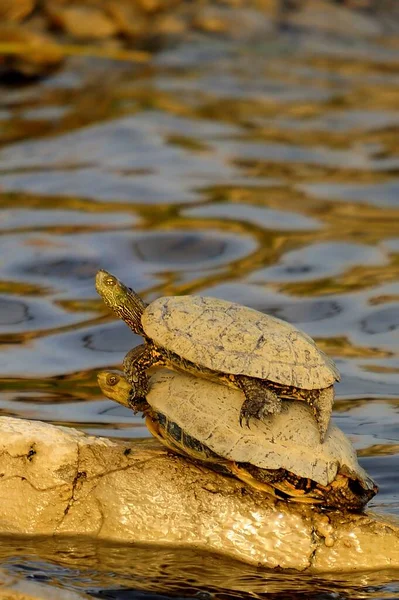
[0,0,35,22]
[46,5,119,40]
[0,24,63,77]
[104,1,149,39]
[0,416,398,572]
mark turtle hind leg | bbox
[310,386,334,443]
[236,376,281,428]
[127,390,149,414]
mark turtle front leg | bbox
[128,394,150,415]
[309,386,334,443]
[123,343,164,400]
[236,376,282,428]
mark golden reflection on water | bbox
[0,535,398,599]
[0,50,398,396]
[0,14,398,596]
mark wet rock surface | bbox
[0,416,398,573]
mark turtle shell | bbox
[146,369,374,491]
[142,296,339,390]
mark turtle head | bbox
[95,270,132,315]
[97,370,131,408]
[95,270,146,335]
[98,369,149,415]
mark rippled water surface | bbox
[0,14,398,600]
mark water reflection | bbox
[249,241,388,282]
[0,537,398,600]
[0,6,398,599]
[300,181,399,208]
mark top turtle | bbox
[95,270,340,441]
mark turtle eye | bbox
[106,373,119,386]
[105,276,117,287]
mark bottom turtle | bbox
[98,369,377,510]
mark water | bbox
[0,12,398,599]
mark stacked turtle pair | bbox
[96,270,377,510]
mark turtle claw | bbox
[240,406,252,429]
[239,405,254,429]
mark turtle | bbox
[97,368,377,510]
[95,269,340,441]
